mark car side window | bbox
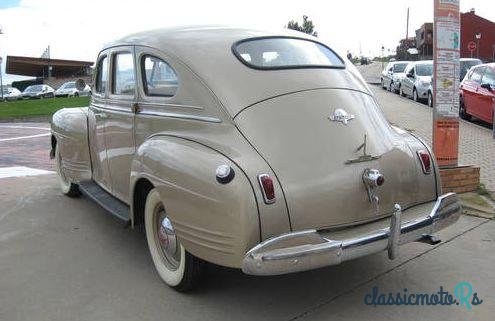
[471,67,485,84]
[141,55,179,97]
[482,68,495,86]
[95,56,108,94]
[113,52,136,95]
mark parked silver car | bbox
[2,87,22,101]
[381,61,410,93]
[22,84,55,99]
[399,61,433,102]
[55,81,92,97]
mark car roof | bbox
[476,62,495,70]
[411,60,433,65]
[101,26,370,115]
[460,58,482,62]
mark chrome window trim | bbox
[137,110,221,123]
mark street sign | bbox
[433,0,460,168]
[467,41,476,52]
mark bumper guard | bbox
[242,193,461,276]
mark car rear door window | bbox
[113,52,135,95]
[481,68,495,87]
[95,56,108,94]
[141,55,178,97]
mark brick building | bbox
[415,23,433,60]
[460,9,495,62]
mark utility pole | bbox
[406,8,410,39]
[0,27,3,101]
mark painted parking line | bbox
[0,125,50,130]
[0,133,51,142]
[0,166,54,179]
[0,125,51,142]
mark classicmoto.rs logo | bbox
[364,282,483,310]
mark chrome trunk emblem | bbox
[345,134,382,164]
[328,108,355,125]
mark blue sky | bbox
[0,0,20,9]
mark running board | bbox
[79,181,130,224]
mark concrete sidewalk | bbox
[372,86,495,192]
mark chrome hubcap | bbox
[154,206,180,270]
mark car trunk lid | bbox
[235,88,434,230]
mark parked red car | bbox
[459,63,495,124]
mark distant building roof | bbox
[6,55,93,78]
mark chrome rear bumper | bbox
[242,193,461,276]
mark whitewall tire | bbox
[144,189,204,292]
[55,144,80,197]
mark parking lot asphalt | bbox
[0,174,493,321]
[0,91,494,320]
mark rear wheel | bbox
[74,92,79,97]
[427,91,433,107]
[399,85,406,97]
[413,88,419,102]
[144,189,205,292]
[55,144,80,197]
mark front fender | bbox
[51,107,92,182]
[130,136,260,268]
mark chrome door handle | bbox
[94,112,108,119]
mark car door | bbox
[478,67,495,123]
[103,47,138,203]
[403,65,415,96]
[465,66,485,119]
[133,47,182,146]
[88,53,113,191]
[385,64,393,88]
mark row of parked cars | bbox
[1,81,92,101]
[381,58,494,125]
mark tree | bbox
[286,15,318,37]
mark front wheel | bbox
[459,98,471,120]
[55,144,80,197]
[144,189,205,292]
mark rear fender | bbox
[51,107,92,182]
[130,136,260,268]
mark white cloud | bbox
[0,0,494,84]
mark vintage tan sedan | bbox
[51,26,461,292]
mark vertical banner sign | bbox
[433,0,460,167]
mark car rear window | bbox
[233,37,344,70]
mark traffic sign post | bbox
[432,0,460,168]
[467,41,476,58]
